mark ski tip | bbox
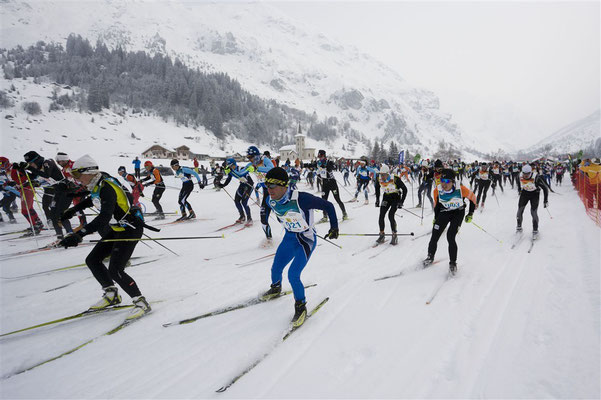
[216,386,228,393]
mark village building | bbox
[278,124,317,161]
[141,144,175,159]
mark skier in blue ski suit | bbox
[170,159,203,220]
[261,167,339,327]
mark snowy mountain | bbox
[0,0,463,155]
[526,109,600,155]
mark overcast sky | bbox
[272,1,600,147]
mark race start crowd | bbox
[0,148,594,324]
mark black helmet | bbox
[117,166,126,173]
[170,159,179,167]
[434,159,443,169]
[265,167,289,187]
[318,149,326,157]
[440,169,456,181]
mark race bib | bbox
[280,210,310,232]
[521,177,536,191]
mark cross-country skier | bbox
[260,167,339,327]
[117,166,145,208]
[56,152,88,228]
[23,151,73,239]
[245,146,274,244]
[474,162,492,210]
[351,157,377,204]
[217,157,254,225]
[516,164,549,237]
[0,157,18,224]
[59,154,152,320]
[315,149,348,222]
[423,169,477,274]
[170,159,204,221]
[141,161,165,220]
[375,164,407,245]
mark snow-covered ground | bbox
[0,171,599,398]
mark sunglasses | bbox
[266,183,282,189]
[71,167,96,179]
[441,178,453,184]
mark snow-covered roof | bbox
[279,144,296,151]
[143,144,176,153]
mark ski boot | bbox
[364,199,369,205]
[154,213,166,220]
[126,296,151,321]
[318,214,328,224]
[244,219,254,227]
[375,201,379,208]
[186,210,196,220]
[390,232,398,246]
[375,233,386,244]
[235,215,246,224]
[9,218,17,224]
[261,282,282,301]
[533,230,539,239]
[260,237,273,248]
[516,225,523,233]
[449,261,457,275]
[415,202,422,208]
[292,300,307,328]
[89,286,122,310]
[342,212,349,221]
[348,197,358,203]
[175,212,188,222]
[423,254,434,267]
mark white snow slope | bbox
[0,0,464,156]
[527,109,601,155]
[0,163,599,398]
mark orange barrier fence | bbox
[573,167,601,227]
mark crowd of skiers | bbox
[0,148,592,325]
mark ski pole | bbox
[141,232,178,255]
[336,178,354,198]
[339,232,414,237]
[90,235,225,243]
[546,207,553,219]
[401,207,422,219]
[316,234,342,249]
[470,221,503,244]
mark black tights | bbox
[379,195,399,232]
[86,227,143,298]
[428,209,464,263]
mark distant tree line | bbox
[0,35,360,148]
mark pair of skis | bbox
[510,231,538,253]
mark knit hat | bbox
[55,152,70,162]
[265,167,288,187]
[440,169,456,181]
[72,154,99,175]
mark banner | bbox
[398,150,405,164]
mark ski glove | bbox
[61,207,77,221]
[59,232,83,248]
[326,227,339,239]
[544,201,548,208]
[198,182,205,190]
[465,214,473,223]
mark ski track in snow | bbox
[0,174,599,398]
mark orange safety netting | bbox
[573,165,601,227]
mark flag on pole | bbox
[398,150,405,164]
